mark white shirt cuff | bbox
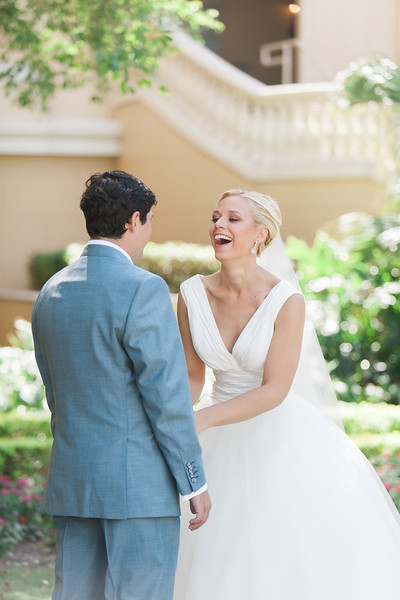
[181,483,208,501]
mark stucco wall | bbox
[116,101,386,245]
[0,292,37,346]
[298,0,400,82]
[0,155,116,290]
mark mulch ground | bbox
[0,540,56,568]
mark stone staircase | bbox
[138,33,398,184]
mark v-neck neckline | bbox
[197,275,284,356]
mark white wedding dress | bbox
[173,275,400,600]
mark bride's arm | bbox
[177,292,206,405]
[196,293,305,432]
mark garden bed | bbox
[0,539,55,568]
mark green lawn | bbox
[0,565,54,600]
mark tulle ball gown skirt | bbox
[173,393,400,600]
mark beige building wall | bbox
[298,0,400,82]
[0,98,387,290]
[0,292,37,346]
[0,155,117,291]
[0,86,120,293]
[116,101,386,245]
[0,84,115,120]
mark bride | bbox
[173,189,400,600]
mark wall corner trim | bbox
[0,117,122,157]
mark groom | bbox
[32,170,211,600]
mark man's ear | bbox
[127,211,141,232]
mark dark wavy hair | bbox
[80,170,157,239]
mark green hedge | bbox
[137,242,219,292]
[350,431,400,459]
[29,241,219,292]
[340,401,400,435]
[0,345,46,412]
[0,409,51,438]
[0,437,51,479]
[0,411,51,479]
[30,250,69,290]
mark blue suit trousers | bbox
[52,516,180,600]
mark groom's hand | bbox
[188,490,212,531]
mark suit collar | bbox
[82,242,133,265]
[87,240,133,264]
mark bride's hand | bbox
[194,409,210,435]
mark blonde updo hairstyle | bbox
[217,189,282,256]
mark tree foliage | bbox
[287,212,400,405]
[0,0,223,110]
[335,55,400,106]
[326,56,400,404]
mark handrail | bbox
[260,38,300,84]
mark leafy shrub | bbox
[0,408,51,479]
[0,438,52,479]
[0,319,45,412]
[340,399,400,511]
[287,212,400,404]
[340,401,400,435]
[137,242,219,292]
[29,250,69,291]
[0,475,54,556]
[29,241,219,292]
[29,243,84,290]
[0,347,46,412]
[6,317,36,351]
[0,409,51,439]
[351,431,400,459]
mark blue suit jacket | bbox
[32,244,206,519]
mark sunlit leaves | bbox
[0,0,224,110]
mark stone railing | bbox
[138,33,398,183]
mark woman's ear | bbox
[257,228,269,244]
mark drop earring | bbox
[250,241,258,255]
